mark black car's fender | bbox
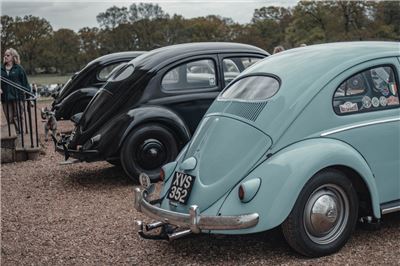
[54,87,98,120]
[87,105,191,159]
[119,105,191,149]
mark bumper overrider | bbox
[134,184,260,241]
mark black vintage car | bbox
[52,51,145,120]
[55,42,269,181]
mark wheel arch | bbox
[118,106,191,151]
[213,138,381,235]
[266,138,382,222]
[328,165,374,218]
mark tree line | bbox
[1,1,399,75]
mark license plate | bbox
[167,172,196,205]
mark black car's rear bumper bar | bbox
[52,134,99,161]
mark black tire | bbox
[282,169,358,257]
[120,124,178,182]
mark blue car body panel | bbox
[153,42,400,234]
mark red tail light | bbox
[238,185,245,201]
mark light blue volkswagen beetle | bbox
[134,42,400,257]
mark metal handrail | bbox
[0,76,36,98]
[1,76,39,149]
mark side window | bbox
[98,62,125,81]
[333,65,399,115]
[222,57,262,85]
[162,59,217,91]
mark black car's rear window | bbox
[220,75,280,101]
[110,64,134,82]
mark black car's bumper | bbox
[52,134,99,161]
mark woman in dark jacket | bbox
[1,48,31,131]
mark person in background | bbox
[1,48,31,132]
[32,83,38,97]
[273,45,285,54]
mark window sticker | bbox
[387,96,400,106]
[339,102,358,113]
[389,82,398,95]
[379,96,388,107]
[362,96,372,109]
[371,97,380,108]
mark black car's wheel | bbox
[120,124,178,182]
[282,169,358,257]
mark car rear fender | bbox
[54,87,99,120]
[118,106,191,149]
[212,138,380,234]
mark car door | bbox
[151,55,221,133]
[331,58,400,204]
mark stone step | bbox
[15,146,41,162]
[1,123,41,163]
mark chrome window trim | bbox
[321,117,400,136]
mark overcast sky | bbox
[1,0,298,32]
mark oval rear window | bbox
[220,75,280,101]
[110,64,134,82]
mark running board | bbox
[381,200,400,215]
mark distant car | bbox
[48,84,59,96]
[39,85,50,97]
[51,51,145,120]
[54,42,268,180]
[134,42,400,257]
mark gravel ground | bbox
[1,102,400,265]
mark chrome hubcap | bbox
[304,184,349,245]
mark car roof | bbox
[249,41,399,94]
[131,42,269,71]
[247,41,399,145]
[88,51,146,65]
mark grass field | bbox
[36,97,54,103]
[28,74,72,86]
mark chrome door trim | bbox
[321,117,400,137]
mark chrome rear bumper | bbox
[134,185,259,240]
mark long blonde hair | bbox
[5,48,21,65]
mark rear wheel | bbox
[120,124,178,182]
[282,169,358,257]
